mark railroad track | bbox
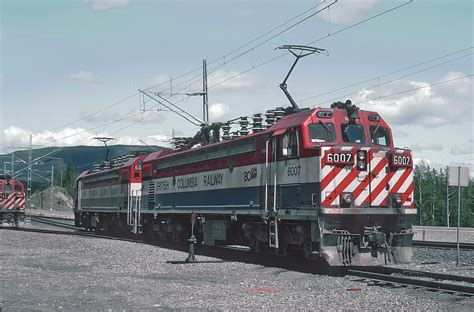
[4,217,144,244]
[29,215,76,229]
[413,240,474,250]
[8,216,474,297]
[348,267,474,297]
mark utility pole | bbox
[186,59,209,125]
[432,178,435,223]
[11,153,15,177]
[203,59,209,125]
[446,175,450,227]
[50,164,54,210]
[418,174,423,226]
[26,134,32,220]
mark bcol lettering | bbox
[244,168,258,182]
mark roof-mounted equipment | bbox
[276,45,328,112]
[331,100,360,123]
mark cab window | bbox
[341,124,365,143]
[309,122,335,142]
[3,183,13,192]
[277,130,299,159]
[14,184,23,192]
[371,126,390,146]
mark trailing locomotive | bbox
[75,100,415,266]
[0,176,26,225]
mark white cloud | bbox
[82,0,130,11]
[411,143,443,152]
[208,70,264,93]
[209,103,231,121]
[450,142,474,155]
[2,126,169,148]
[319,0,377,25]
[71,70,97,83]
[413,157,430,167]
[114,134,169,146]
[356,72,472,127]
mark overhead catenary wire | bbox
[139,90,203,126]
[4,1,334,151]
[5,0,415,151]
[205,0,414,90]
[299,46,473,102]
[312,53,472,106]
[143,0,330,93]
[352,74,472,106]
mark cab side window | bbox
[277,129,299,160]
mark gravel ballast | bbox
[1,230,473,311]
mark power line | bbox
[143,1,330,93]
[307,0,413,45]
[106,0,413,134]
[205,0,413,91]
[306,52,473,107]
[352,74,472,106]
[6,0,414,150]
[49,92,139,132]
[299,47,473,103]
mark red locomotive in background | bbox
[0,176,26,225]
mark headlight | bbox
[357,151,366,160]
[343,193,353,204]
[395,195,403,204]
[357,161,366,169]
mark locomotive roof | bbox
[78,155,144,180]
[142,106,388,164]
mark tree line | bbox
[413,162,473,227]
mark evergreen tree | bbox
[63,162,76,197]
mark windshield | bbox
[309,123,335,142]
[3,183,13,192]
[341,124,365,143]
[371,126,390,146]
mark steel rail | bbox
[30,216,76,229]
[413,240,474,250]
[348,268,474,297]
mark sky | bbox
[1,0,473,173]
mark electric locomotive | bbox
[75,100,415,266]
[75,45,416,266]
[0,176,26,225]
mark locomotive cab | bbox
[0,178,26,225]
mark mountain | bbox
[1,145,164,185]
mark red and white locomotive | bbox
[0,176,26,225]
[75,100,415,266]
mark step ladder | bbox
[268,217,279,249]
[127,189,142,234]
